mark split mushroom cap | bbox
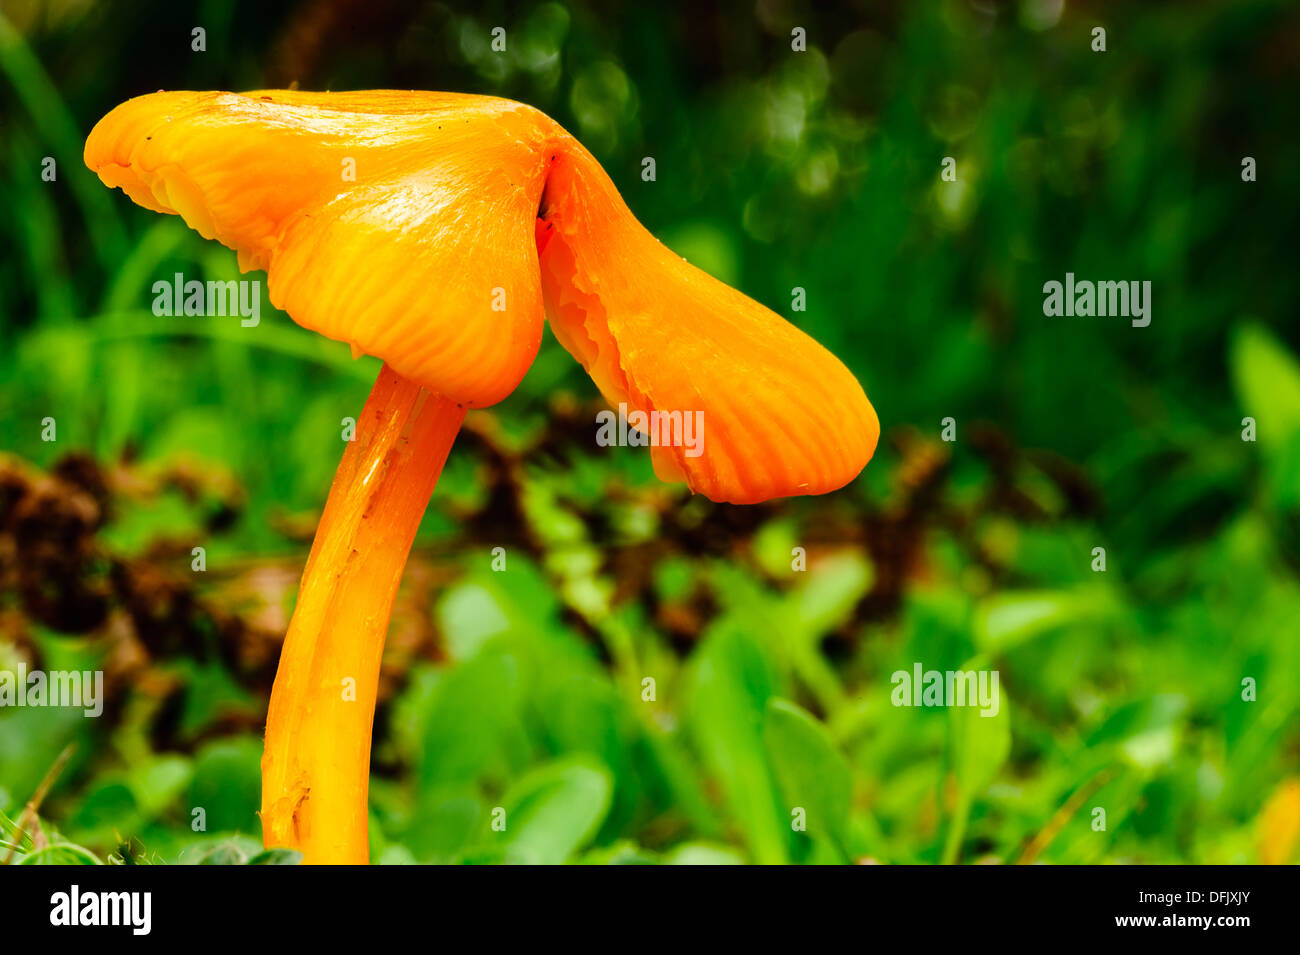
[539,139,878,505]
[86,89,878,504]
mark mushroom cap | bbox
[85,90,559,407]
[539,139,879,505]
[86,89,878,504]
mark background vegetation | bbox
[1,0,1298,864]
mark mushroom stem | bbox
[261,363,465,864]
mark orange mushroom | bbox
[85,89,879,863]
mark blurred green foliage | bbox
[1,0,1299,864]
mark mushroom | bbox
[85,90,879,863]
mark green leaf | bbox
[197,842,249,865]
[1231,323,1300,453]
[246,848,303,865]
[437,584,513,660]
[188,738,262,833]
[419,649,519,790]
[128,755,192,819]
[663,842,746,865]
[499,758,613,864]
[787,553,873,638]
[974,589,1105,653]
[763,698,852,856]
[942,666,1011,863]
[407,794,484,862]
[20,844,101,865]
[1086,696,1186,771]
[949,681,1011,800]
[579,841,659,865]
[65,781,139,845]
[684,623,787,864]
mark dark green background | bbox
[1,0,1297,864]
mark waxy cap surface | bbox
[538,140,879,504]
[87,89,879,503]
[86,90,557,407]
